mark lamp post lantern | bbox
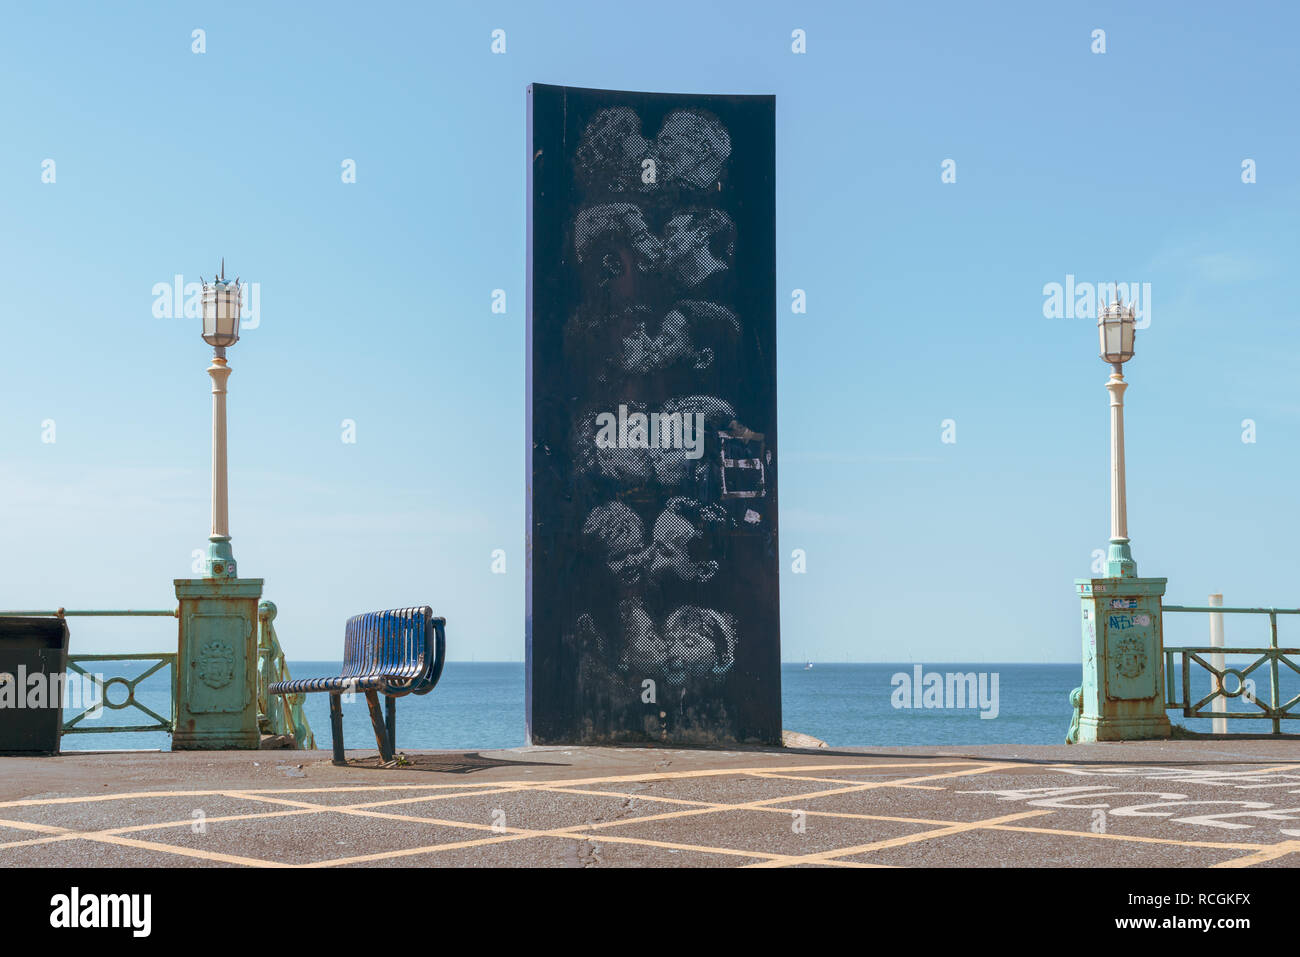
[1068,288,1171,743]
[200,260,241,579]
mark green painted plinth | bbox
[1072,576,1172,742]
[173,578,264,750]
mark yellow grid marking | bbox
[291,763,1023,866]
[744,771,945,789]
[524,783,960,826]
[985,823,1264,851]
[0,814,288,866]
[0,759,985,814]
[744,809,1055,867]
[0,756,1292,868]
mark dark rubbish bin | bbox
[0,616,70,755]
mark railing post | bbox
[1270,611,1281,735]
[1208,593,1226,734]
[256,601,277,735]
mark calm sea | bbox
[56,661,1297,752]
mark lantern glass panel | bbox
[1098,311,1135,363]
[201,284,241,348]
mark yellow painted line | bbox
[823,859,895,868]
[0,817,71,836]
[305,811,805,868]
[987,824,1264,851]
[103,807,323,836]
[531,783,965,828]
[0,760,995,812]
[746,809,1055,868]
[227,782,508,795]
[206,795,537,840]
[493,764,1024,857]
[344,780,966,831]
[301,830,553,867]
[758,806,961,827]
[560,765,1016,834]
[1212,840,1300,868]
[1044,762,1300,777]
[0,796,331,842]
[0,833,79,851]
[0,813,284,866]
[0,789,244,809]
[0,760,986,809]
[292,796,811,868]
[548,831,787,863]
[71,831,288,867]
[0,783,490,810]
[0,802,330,838]
[745,771,945,790]
[524,785,717,809]
[0,808,312,865]
[512,760,987,792]
[224,785,535,813]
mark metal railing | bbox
[1,609,179,737]
[256,601,315,749]
[3,604,315,748]
[64,652,177,734]
[1163,605,1300,734]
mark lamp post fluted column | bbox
[1105,363,1135,577]
[206,349,236,577]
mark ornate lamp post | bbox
[1069,290,1171,743]
[172,259,264,750]
[1099,295,1137,577]
[201,261,241,578]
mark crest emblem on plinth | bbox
[197,639,235,689]
[1113,635,1147,680]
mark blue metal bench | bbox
[269,606,446,765]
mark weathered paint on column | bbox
[173,577,263,749]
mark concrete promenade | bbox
[1,741,1297,867]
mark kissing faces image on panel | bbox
[529,85,778,745]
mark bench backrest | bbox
[341,606,445,694]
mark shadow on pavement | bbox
[340,751,567,774]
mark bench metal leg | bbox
[364,690,394,762]
[385,695,396,754]
[329,692,345,766]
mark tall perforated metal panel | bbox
[528,84,780,745]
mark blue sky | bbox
[2,1,1297,662]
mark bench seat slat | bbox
[269,674,387,694]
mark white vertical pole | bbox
[209,355,232,540]
[1106,367,1128,542]
[1208,593,1226,734]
